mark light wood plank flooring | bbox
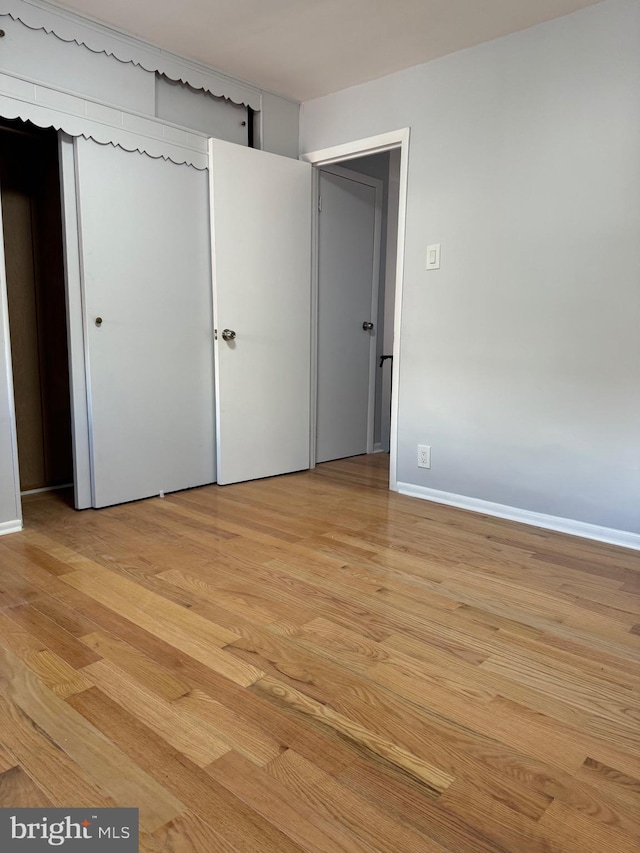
[0,454,639,851]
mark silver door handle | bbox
[362,321,374,331]
[221,329,236,341]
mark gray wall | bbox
[259,92,301,159]
[301,0,640,534]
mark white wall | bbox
[301,0,640,535]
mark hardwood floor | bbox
[0,453,639,851]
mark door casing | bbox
[0,175,22,529]
[59,134,92,509]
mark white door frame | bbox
[301,128,410,491]
[59,134,93,509]
[0,182,23,532]
[316,163,383,461]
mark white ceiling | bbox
[58,0,605,102]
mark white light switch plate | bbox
[426,244,440,270]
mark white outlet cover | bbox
[418,444,431,469]
[426,244,440,270]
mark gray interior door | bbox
[317,167,380,463]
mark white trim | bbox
[0,0,262,108]
[302,127,411,493]
[315,163,383,459]
[0,519,22,535]
[302,130,409,167]
[208,138,223,483]
[0,179,23,528]
[373,443,385,454]
[21,482,72,496]
[0,69,209,169]
[59,134,92,509]
[397,482,640,552]
[73,136,99,508]
[308,166,319,470]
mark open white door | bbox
[209,140,312,485]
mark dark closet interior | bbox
[0,118,73,493]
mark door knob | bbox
[362,321,374,331]
[95,317,103,327]
[221,329,236,341]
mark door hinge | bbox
[318,196,322,213]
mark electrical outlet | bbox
[418,445,431,469]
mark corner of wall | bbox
[259,91,300,159]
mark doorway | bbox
[313,146,402,469]
[0,118,73,499]
[316,162,382,463]
[303,128,409,489]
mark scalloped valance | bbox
[0,0,262,109]
[0,70,209,168]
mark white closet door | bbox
[76,139,215,508]
[209,139,312,485]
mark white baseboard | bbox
[396,482,640,552]
[373,443,387,454]
[0,519,23,536]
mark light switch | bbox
[426,244,440,270]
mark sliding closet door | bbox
[75,139,215,507]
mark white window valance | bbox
[0,0,262,109]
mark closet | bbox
[0,119,73,494]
